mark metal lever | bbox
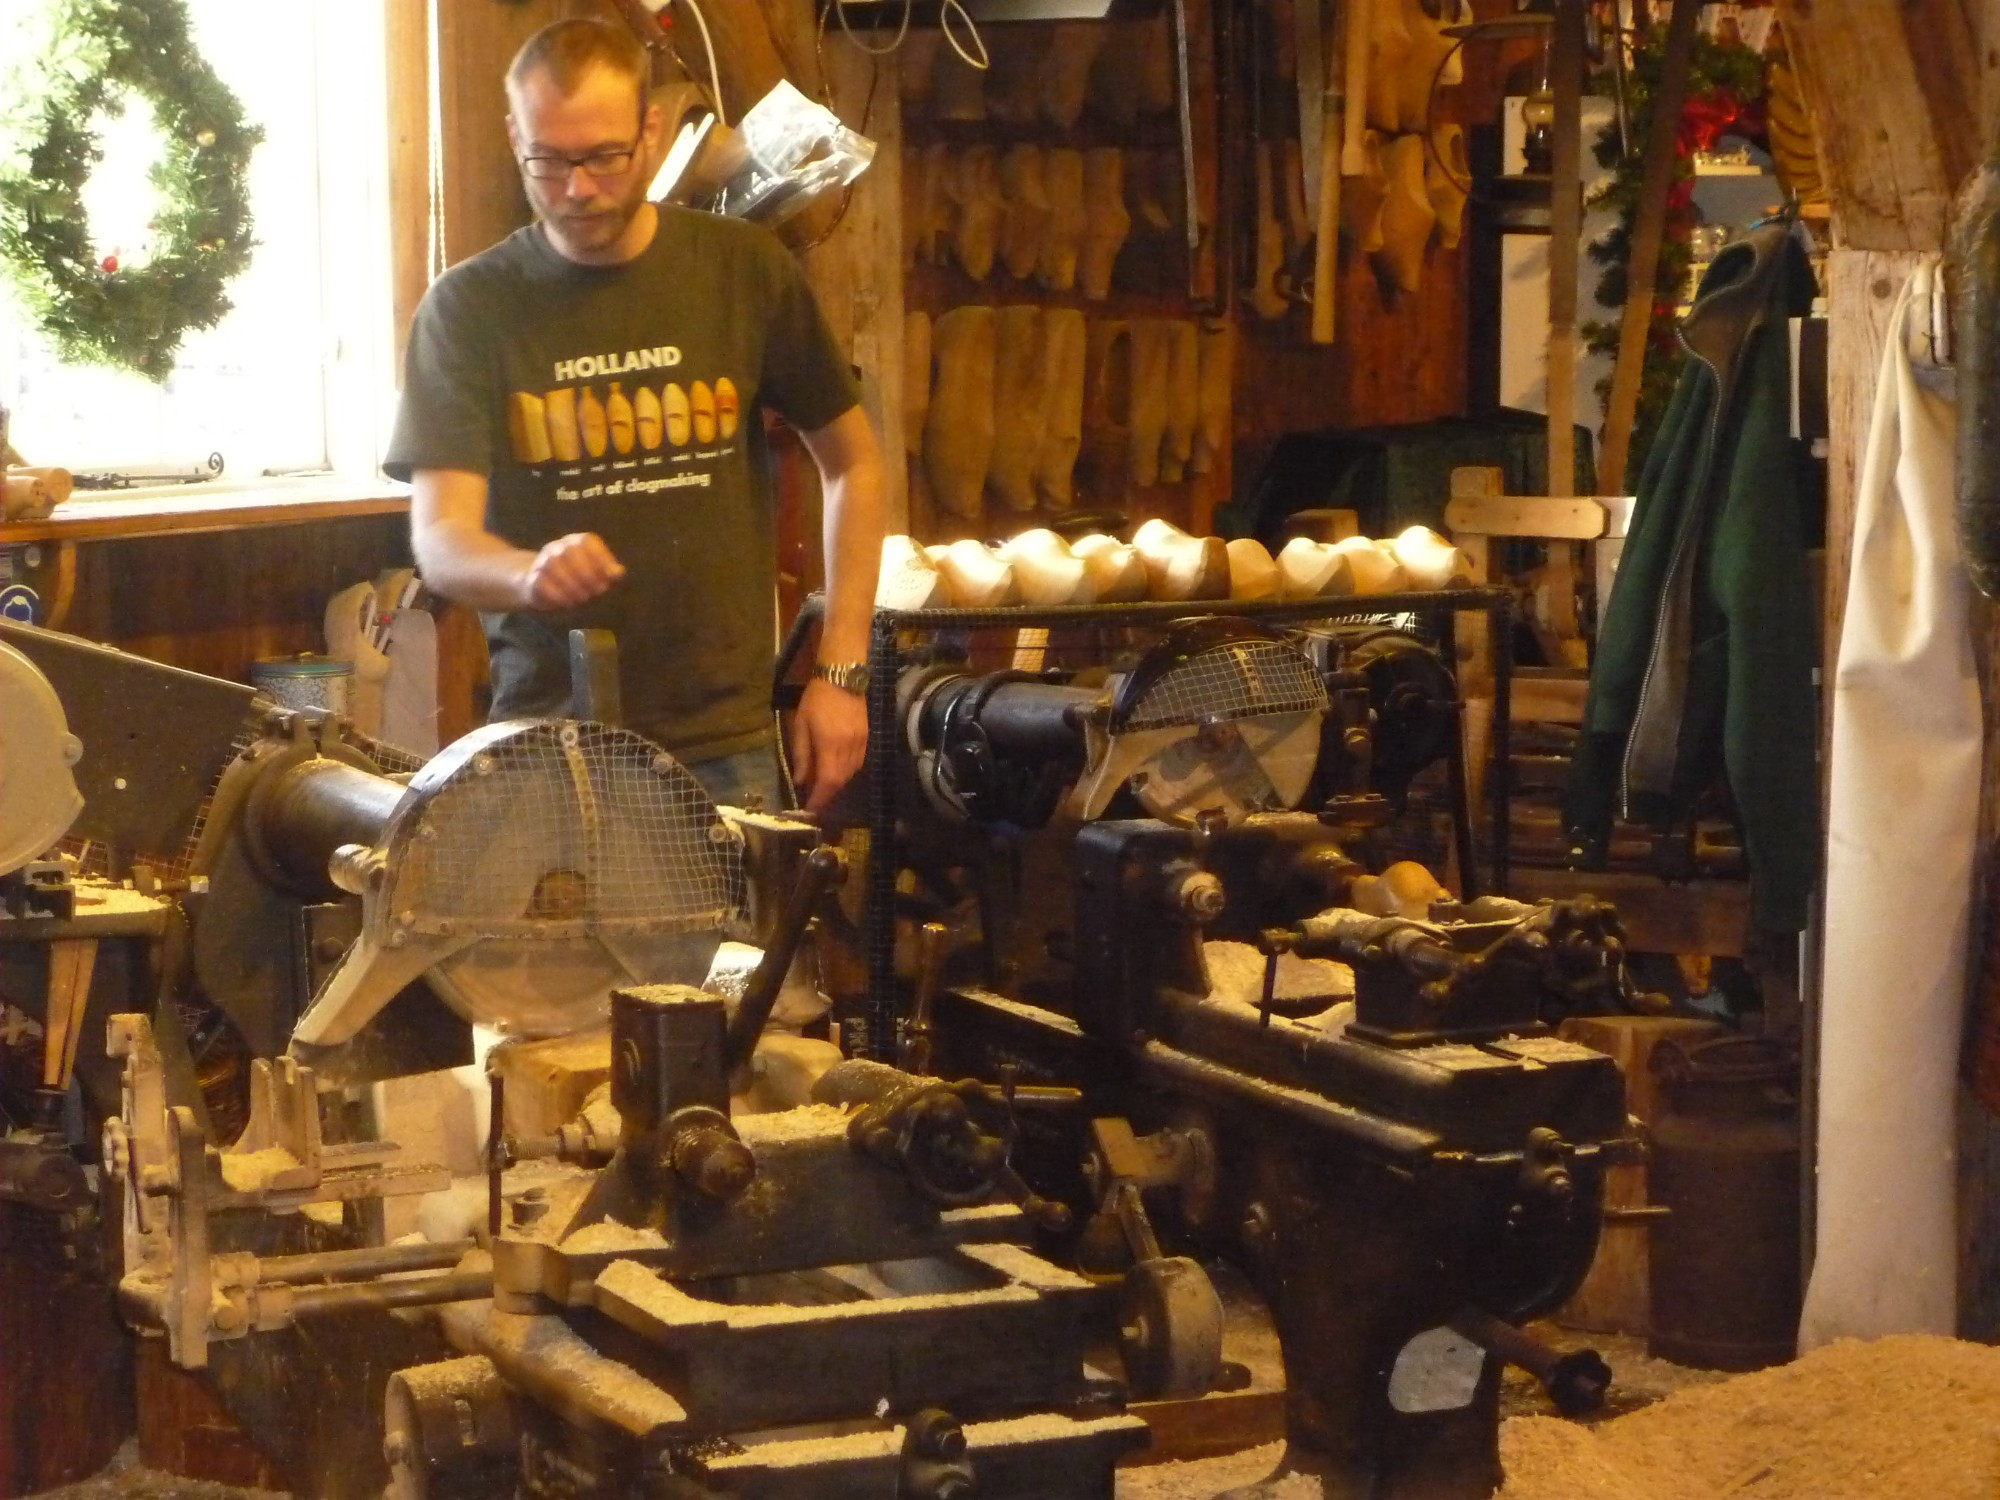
[724,845,845,1076]
[1448,1304,1611,1416]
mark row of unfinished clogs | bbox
[905,143,1158,299]
[907,308,1233,518]
[876,520,1472,610]
[898,19,1176,131]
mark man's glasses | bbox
[518,111,646,181]
[518,143,640,181]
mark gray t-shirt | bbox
[384,208,859,760]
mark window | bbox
[0,0,396,484]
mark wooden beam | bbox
[1596,0,1699,497]
[1775,1,1956,252]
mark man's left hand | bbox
[790,678,868,814]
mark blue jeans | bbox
[688,742,787,812]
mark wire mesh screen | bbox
[383,722,743,939]
[1119,638,1329,732]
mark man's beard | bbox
[537,174,649,258]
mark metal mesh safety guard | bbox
[381,721,744,940]
[1117,636,1330,733]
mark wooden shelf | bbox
[1,477,410,544]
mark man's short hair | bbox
[506,18,648,108]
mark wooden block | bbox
[490,1029,612,1139]
[1559,1014,1728,1125]
[1443,492,1608,541]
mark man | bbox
[384,18,884,813]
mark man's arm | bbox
[788,405,887,813]
[410,467,625,611]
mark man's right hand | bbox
[522,532,625,609]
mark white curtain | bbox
[1800,257,1976,1347]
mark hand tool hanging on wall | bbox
[1248,0,1290,320]
[1595,0,1701,497]
[1298,0,1342,345]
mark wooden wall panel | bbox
[60,520,413,686]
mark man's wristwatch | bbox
[812,660,871,696]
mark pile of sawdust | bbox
[1495,1335,2000,1500]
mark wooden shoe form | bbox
[1160,320,1200,484]
[1033,307,1087,509]
[1334,534,1407,594]
[1389,525,1471,589]
[1373,132,1435,295]
[999,528,1096,605]
[1079,148,1133,300]
[1137,13,1177,115]
[1132,149,1176,235]
[999,145,1050,281]
[949,146,1006,283]
[1133,518,1230,601]
[988,306,1047,514]
[1277,537,1357,599]
[923,306,997,521]
[897,31,943,117]
[1125,318,1173,488]
[916,143,954,265]
[930,539,1019,607]
[1351,860,1450,919]
[1072,533,1149,601]
[1342,129,1388,253]
[877,534,949,610]
[1396,0,1460,134]
[1038,23,1106,129]
[985,30,1044,126]
[1365,0,1414,133]
[904,311,932,458]
[1082,320,1133,493]
[1087,21,1151,129]
[1037,148,1087,292]
[1226,537,1281,601]
[932,47,988,121]
[1191,320,1232,477]
[1425,123,1469,249]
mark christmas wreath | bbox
[0,0,262,381]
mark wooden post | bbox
[1595,0,1701,498]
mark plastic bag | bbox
[697,79,875,228]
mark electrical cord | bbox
[832,0,915,57]
[673,0,730,127]
[826,0,985,69]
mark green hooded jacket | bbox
[1562,222,1820,933]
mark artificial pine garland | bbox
[1584,26,1766,467]
[0,0,262,381]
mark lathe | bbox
[829,596,1648,1499]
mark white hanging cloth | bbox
[1799,257,1976,1348]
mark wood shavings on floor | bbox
[1494,1334,2000,1500]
